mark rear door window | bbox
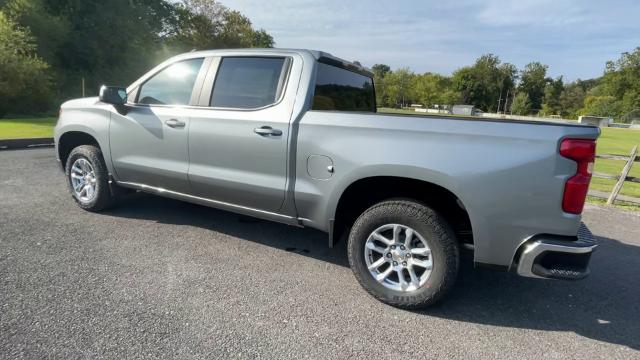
[312,62,375,112]
[210,57,288,109]
[137,58,204,105]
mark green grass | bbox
[0,117,57,139]
[591,127,640,202]
[597,127,640,156]
[587,196,640,212]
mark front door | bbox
[109,57,206,193]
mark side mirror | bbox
[99,85,128,114]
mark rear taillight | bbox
[560,138,596,214]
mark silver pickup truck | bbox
[55,48,599,308]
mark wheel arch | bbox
[57,131,101,170]
[329,175,473,250]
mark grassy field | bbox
[0,117,57,139]
[591,128,640,201]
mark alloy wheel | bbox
[70,158,97,203]
[364,223,433,292]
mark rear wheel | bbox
[347,200,459,309]
[65,145,116,211]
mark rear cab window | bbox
[210,57,289,109]
[312,60,376,112]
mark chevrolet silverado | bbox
[54,49,599,308]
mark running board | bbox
[116,181,305,227]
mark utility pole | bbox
[400,73,406,108]
[82,77,85,98]
[497,82,504,114]
[503,89,510,114]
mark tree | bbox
[541,76,563,115]
[219,9,261,47]
[589,47,640,120]
[518,62,549,112]
[252,29,274,48]
[601,48,640,100]
[385,68,414,108]
[372,64,391,78]
[559,84,584,118]
[170,0,274,51]
[0,11,50,117]
[10,0,178,100]
[1,0,276,111]
[510,93,531,115]
[372,64,391,107]
[412,73,458,107]
[580,95,622,118]
[2,0,69,64]
[452,54,516,112]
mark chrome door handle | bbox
[253,126,282,136]
[165,119,185,128]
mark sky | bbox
[221,0,640,81]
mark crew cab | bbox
[55,49,599,308]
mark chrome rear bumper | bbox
[516,224,597,280]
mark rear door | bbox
[187,55,299,212]
[109,57,208,193]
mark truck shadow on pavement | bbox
[107,193,350,266]
[106,193,639,351]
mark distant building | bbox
[415,104,451,114]
[452,105,480,116]
[578,116,612,127]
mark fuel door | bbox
[307,155,334,180]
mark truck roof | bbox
[185,48,373,76]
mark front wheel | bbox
[65,145,116,212]
[347,200,459,309]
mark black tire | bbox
[65,145,116,212]
[348,200,459,309]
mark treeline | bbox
[0,0,273,117]
[373,48,640,122]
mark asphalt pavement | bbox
[1,148,639,359]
